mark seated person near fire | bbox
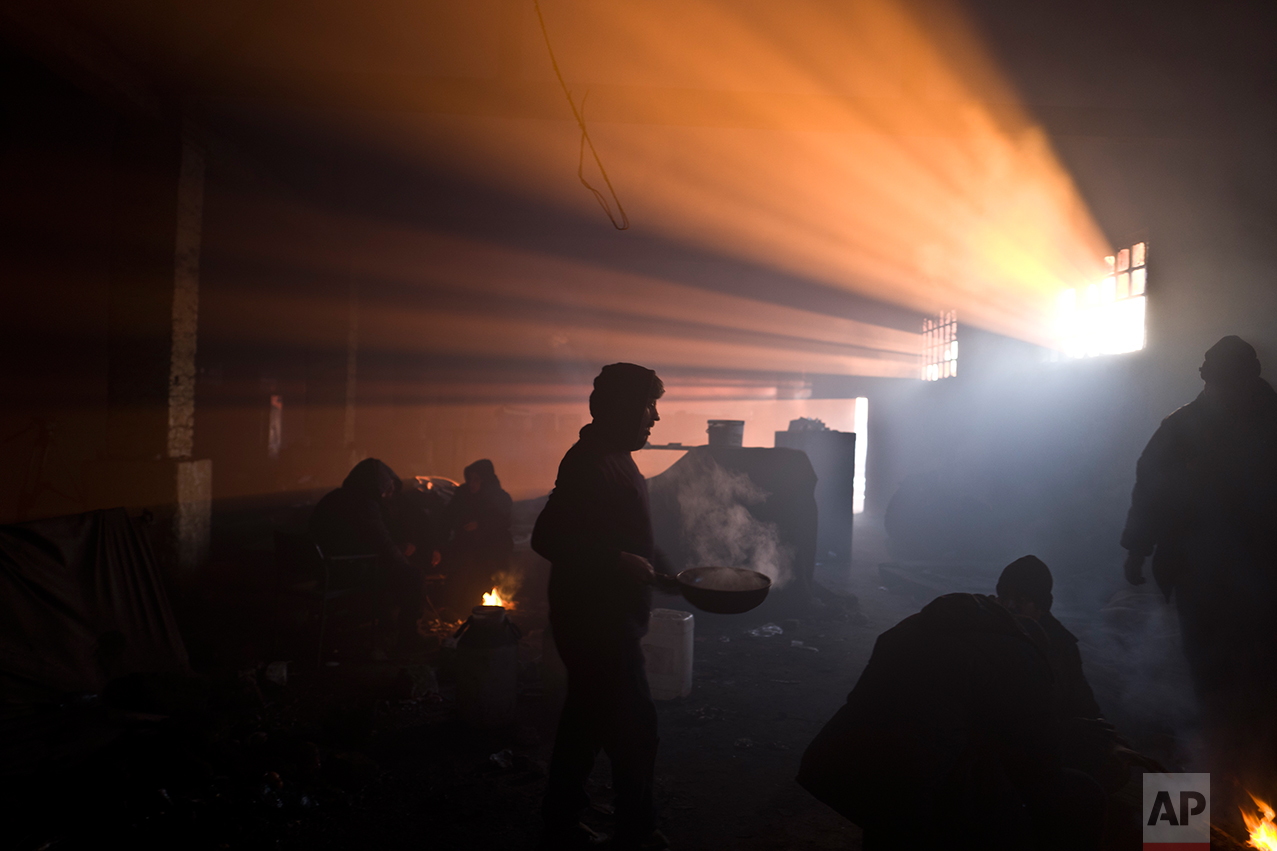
[798,588,1106,851]
[442,458,514,610]
[308,458,422,654]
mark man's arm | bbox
[352,500,414,568]
[1122,552,1146,585]
[1120,417,1183,585]
[532,459,617,567]
[650,548,681,592]
[532,457,655,585]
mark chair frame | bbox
[273,531,380,669]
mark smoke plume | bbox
[671,453,794,589]
[1076,585,1201,768]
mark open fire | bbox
[1242,794,1277,850]
[482,587,511,609]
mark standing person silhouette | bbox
[1122,335,1277,783]
[533,363,675,851]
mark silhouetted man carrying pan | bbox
[533,363,677,851]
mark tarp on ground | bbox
[0,508,189,703]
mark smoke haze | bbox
[1077,586,1201,766]
[669,453,794,590]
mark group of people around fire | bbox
[307,454,515,656]
[300,334,1277,850]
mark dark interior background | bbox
[1,0,1274,602]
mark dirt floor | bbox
[272,518,922,851]
[11,513,1255,850]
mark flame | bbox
[482,587,508,608]
[1243,794,1277,850]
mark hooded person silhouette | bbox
[532,363,673,851]
[442,458,514,608]
[1122,335,1277,785]
[308,458,420,654]
[310,458,411,565]
[797,593,1105,851]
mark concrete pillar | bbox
[167,125,211,573]
[86,117,211,575]
[167,126,202,460]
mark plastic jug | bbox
[643,608,694,700]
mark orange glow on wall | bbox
[180,0,1108,347]
[15,1,1119,511]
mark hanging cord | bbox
[533,0,630,230]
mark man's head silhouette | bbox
[589,363,664,451]
[1200,335,1261,387]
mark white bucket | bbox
[643,608,694,700]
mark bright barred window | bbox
[922,311,957,381]
[1059,241,1147,358]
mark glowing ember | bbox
[482,587,508,608]
[1242,794,1277,850]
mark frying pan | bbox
[674,566,772,614]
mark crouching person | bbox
[996,556,1167,843]
[797,593,1105,851]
